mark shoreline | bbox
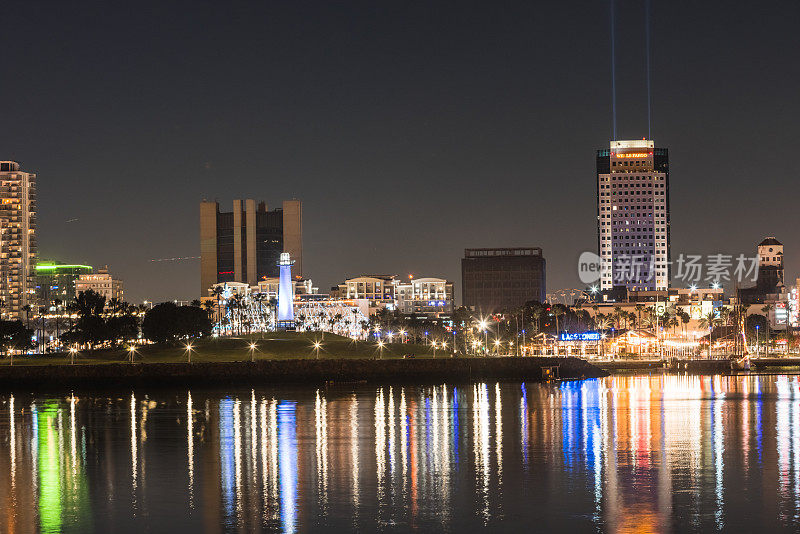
[0,356,607,388]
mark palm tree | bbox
[202,300,215,321]
[613,306,623,329]
[211,286,224,325]
[108,297,121,316]
[699,310,718,358]
[21,304,32,330]
[761,304,773,355]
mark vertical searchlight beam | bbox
[277,252,295,329]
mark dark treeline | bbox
[6,290,213,356]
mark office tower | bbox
[461,247,546,312]
[35,261,93,307]
[596,140,670,291]
[199,199,303,295]
[0,161,36,319]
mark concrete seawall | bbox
[0,357,607,388]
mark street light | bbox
[755,325,760,358]
[377,340,385,360]
[249,342,257,363]
[494,339,501,356]
[432,341,437,358]
[478,319,489,353]
[128,345,136,364]
[185,343,194,364]
[313,341,322,359]
[69,346,78,365]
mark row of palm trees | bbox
[206,287,278,335]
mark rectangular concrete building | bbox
[199,199,302,296]
[461,247,546,312]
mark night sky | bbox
[2,1,798,303]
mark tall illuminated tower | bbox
[596,140,670,291]
[276,252,295,329]
[0,161,36,318]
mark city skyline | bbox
[2,1,798,303]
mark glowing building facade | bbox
[277,252,294,325]
[0,161,36,319]
[597,140,670,291]
[35,262,93,307]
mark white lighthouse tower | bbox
[276,252,295,330]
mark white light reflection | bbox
[713,379,724,530]
[9,395,15,488]
[233,399,242,523]
[251,390,257,494]
[315,389,328,512]
[187,391,194,508]
[70,394,77,477]
[375,387,385,507]
[388,386,396,480]
[131,393,137,498]
[260,399,268,523]
[494,383,503,489]
[351,395,360,518]
[473,383,490,522]
[400,388,408,496]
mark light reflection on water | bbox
[3,374,800,532]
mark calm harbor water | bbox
[2,374,800,533]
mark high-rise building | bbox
[35,261,93,307]
[0,161,36,319]
[200,199,302,296]
[461,248,546,312]
[596,140,670,291]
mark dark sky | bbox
[2,1,798,303]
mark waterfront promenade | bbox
[0,333,608,386]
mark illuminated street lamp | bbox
[69,346,78,365]
[494,339,501,356]
[128,345,136,364]
[377,340,385,360]
[432,340,438,358]
[478,318,489,353]
[313,341,322,359]
[249,342,257,363]
[185,343,194,364]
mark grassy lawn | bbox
[4,332,445,366]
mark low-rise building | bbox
[75,266,123,303]
[396,277,454,318]
[329,274,454,319]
